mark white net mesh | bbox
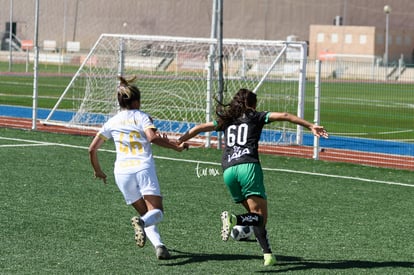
[44,34,307,145]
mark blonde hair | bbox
[117,76,141,109]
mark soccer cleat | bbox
[221,211,236,241]
[156,245,171,260]
[131,216,146,248]
[263,253,277,266]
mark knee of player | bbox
[154,208,164,221]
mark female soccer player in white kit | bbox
[88,76,188,260]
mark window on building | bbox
[345,34,352,44]
[317,33,325,43]
[359,35,367,44]
[331,33,338,43]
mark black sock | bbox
[253,226,272,254]
[235,213,264,226]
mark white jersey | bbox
[98,109,156,174]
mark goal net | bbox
[43,34,307,145]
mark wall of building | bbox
[310,25,414,63]
[310,25,377,60]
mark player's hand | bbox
[177,142,189,151]
[94,171,107,184]
[311,125,329,138]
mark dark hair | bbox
[117,76,141,109]
[216,88,257,128]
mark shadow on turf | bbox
[160,249,262,266]
[162,251,414,272]
[256,255,414,273]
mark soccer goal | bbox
[43,34,307,145]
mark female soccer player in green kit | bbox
[178,88,328,266]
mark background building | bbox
[1,0,414,63]
[309,24,413,64]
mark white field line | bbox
[0,143,55,148]
[0,136,413,188]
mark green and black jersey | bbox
[215,111,270,170]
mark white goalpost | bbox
[43,34,308,146]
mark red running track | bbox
[1,116,413,171]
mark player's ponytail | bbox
[117,76,141,109]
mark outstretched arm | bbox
[88,135,107,184]
[145,128,188,152]
[268,112,328,138]
[177,122,216,144]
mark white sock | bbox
[141,209,163,227]
[145,225,163,248]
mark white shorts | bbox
[114,166,161,205]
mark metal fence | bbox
[0,49,413,170]
[306,59,414,170]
